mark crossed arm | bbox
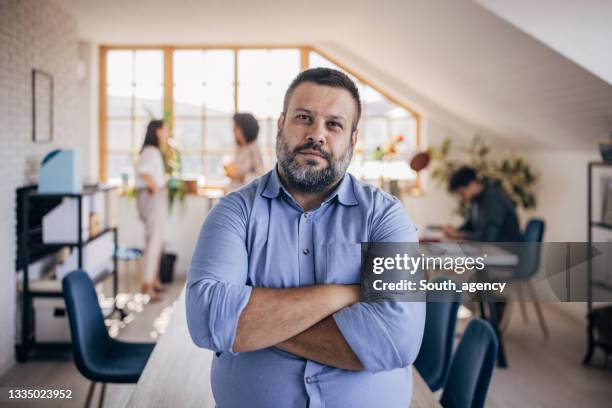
[233,285,364,370]
[186,195,424,373]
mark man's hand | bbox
[233,284,360,353]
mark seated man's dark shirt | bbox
[459,183,522,242]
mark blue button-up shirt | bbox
[186,168,425,408]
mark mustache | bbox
[292,142,332,161]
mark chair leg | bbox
[500,301,513,333]
[84,382,96,408]
[526,281,549,339]
[516,282,529,323]
[98,383,106,408]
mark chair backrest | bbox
[440,319,498,408]
[62,270,110,380]
[414,277,462,391]
[516,218,545,279]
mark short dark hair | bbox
[449,166,478,192]
[282,67,361,132]
[233,112,259,144]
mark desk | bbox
[125,288,441,408]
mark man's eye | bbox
[296,114,311,122]
[328,121,343,130]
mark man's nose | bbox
[306,118,327,145]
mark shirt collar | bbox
[262,166,358,207]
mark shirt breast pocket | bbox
[324,243,363,285]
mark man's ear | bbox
[351,128,359,146]
[277,113,285,131]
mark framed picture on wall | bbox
[31,69,53,143]
[602,180,612,226]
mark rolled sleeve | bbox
[334,195,425,372]
[186,194,253,354]
[333,301,425,372]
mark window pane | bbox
[107,120,132,151]
[107,85,132,117]
[258,118,275,151]
[135,84,163,118]
[362,117,389,151]
[107,154,134,182]
[390,117,417,152]
[174,85,204,116]
[205,154,225,181]
[133,119,150,151]
[205,117,234,151]
[181,154,204,177]
[238,49,300,118]
[174,51,204,86]
[203,51,234,114]
[134,51,163,86]
[174,119,203,151]
[107,51,133,85]
[173,50,234,117]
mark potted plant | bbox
[430,135,537,215]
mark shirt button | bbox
[302,248,310,255]
[305,377,312,384]
[303,213,309,218]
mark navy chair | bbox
[490,218,547,338]
[63,270,155,408]
[440,319,498,408]
[414,277,462,391]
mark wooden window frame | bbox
[99,45,423,189]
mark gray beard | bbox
[276,130,353,193]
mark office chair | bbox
[440,319,498,408]
[414,277,462,391]
[63,270,155,408]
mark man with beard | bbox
[186,68,425,408]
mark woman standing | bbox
[224,113,264,190]
[135,119,168,301]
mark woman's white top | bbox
[229,142,265,189]
[135,146,166,189]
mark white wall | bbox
[76,41,99,184]
[477,0,612,86]
[116,196,212,279]
[0,0,81,375]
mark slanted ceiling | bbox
[52,0,612,152]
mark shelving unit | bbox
[15,185,121,362]
[584,162,612,365]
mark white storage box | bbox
[33,297,71,343]
[42,198,90,243]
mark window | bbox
[308,51,419,181]
[173,50,234,180]
[104,50,163,181]
[100,46,421,186]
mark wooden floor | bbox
[1,282,611,407]
[482,302,612,408]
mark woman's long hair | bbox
[141,119,164,152]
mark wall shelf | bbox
[15,185,121,362]
[584,161,612,365]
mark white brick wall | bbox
[0,0,81,374]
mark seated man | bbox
[186,68,425,408]
[443,166,522,242]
